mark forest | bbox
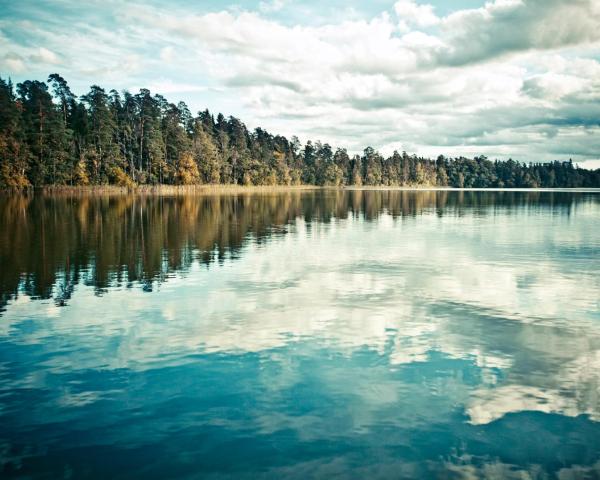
[1,74,599,189]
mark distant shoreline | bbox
[2,185,600,196]
[340,186,600,192]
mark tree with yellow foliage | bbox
[175,151,201,185]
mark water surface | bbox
[1,190,600,479]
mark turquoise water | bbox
[1,190,600,479]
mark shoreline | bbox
[1,184,600,196]
[1,184,320,196]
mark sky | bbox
[1,0,600,167]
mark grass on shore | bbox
[3,184,598,196]
[28,184,321,196]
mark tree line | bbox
[1,74,599,189]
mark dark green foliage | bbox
[1,74,599,188]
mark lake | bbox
[1,189,599,479]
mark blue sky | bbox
[1,0,600,167]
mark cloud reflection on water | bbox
[1,190,599,431]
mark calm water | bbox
[1,190,600,479]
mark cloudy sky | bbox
[1,0,600,167]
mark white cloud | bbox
[131,79,208,95]
[141,79,211,95]
[258,0,287,13]
[1,52,26,73]
[438,0,600,66]
[2,0,600,163]
[522,73,587,101]
[394,0,439,31]
[29,46,60,65]
[159,46,175,63]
